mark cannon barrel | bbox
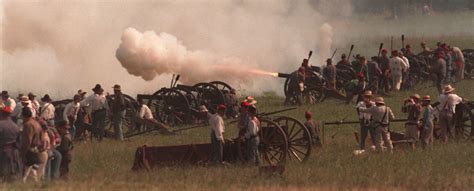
[277,73,292,78]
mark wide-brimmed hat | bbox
[112,84,121,91]
[41,94,52,102]
[410,94,421,100]
[78,89,87,95]
[20,95,29,103]
[374,97,385,104]
[245,96,257,105]
[363,90,373,97]
[92,84,104,92]
[443,85,455,93]
[27,92,36,98]
[422,95,431,101]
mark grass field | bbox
[3,12,474,191]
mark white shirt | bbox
[245,117,259,139]
[3,97,16,111]
[138,104,153,119]
[389,56,407,75]
[356,101,374,121]
[437,93,462,114]
[400,56,410,70]
[63,102,81,123]
[452,47,465,63]
[31,100,40,115]
[40,102,56,120]
[80,93,109,111]
[209,114,225,141]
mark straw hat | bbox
[443,85,455,93]
[363,90,373,97]
[410,94,421,100]
[422,95,431,101]
[19,96,29,103]
[373,97,385,104]
[245,96,257,105]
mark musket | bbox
[401,34,405,49]
[347,45,355,59]
[390,36,394,52]
[330,48,338,60]
[377,43,384,57]
[308,50,313,61]
[173,74,180,88]
[170,74,175,88]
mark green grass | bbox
[3,80,473,191]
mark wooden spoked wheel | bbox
[273,116,312,162]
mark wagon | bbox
[132,116,314,170]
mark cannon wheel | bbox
[236,119,288,165]
[284,72,324,105]
[210,81,233,94]
[194,83,225,113]
[106,94,139,136]
[147,88,191,127]
[273,116,312,163]
[456,101,474,140]
[174,86,198,110]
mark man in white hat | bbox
[11,96,36,127]
[355,90,376,150]
[436,85,462,143]
[401,94,422,149]
[420,95,435,149]
[359,97,395,152]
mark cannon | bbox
[131,110,315,170]
[137,76,237,127]
[277,71,326,105]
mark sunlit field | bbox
[3,12,474,191]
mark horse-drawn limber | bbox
[132,113,314,170]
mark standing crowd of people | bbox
[354,84,466,153]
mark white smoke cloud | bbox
[318,23,334,65]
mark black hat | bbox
[41,94,52,102]
[27,92,36,98]
[92,84,104,92]
[1,91,8,97]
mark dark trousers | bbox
[92,110,107,141]
[360,121,376,150]
[59,151,72,179]
[210,132,223,164]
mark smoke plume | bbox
[318,23,334,65]
[116,28,262,85]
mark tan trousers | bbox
[391,74,402,91]
[375,125,393,152]
[405,124,419,142]
[439,112,454,142]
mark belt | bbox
[2,142,16,149]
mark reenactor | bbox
[402,94,422,149]
[355,91,376,150]
[209,105,226,165]
[434,52,447,93]
[303,111,321,147]
[389,50,407,91]
[378,49,391,93]
[359,97,395,153]
[245,105,260,165]
[420,95,435,149]
[80,84,109,141]
[436,85,462,143]
[39,94,55,126]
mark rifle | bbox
[173,75,180,87]
[170,74,175,88]
[377,43,384,57]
